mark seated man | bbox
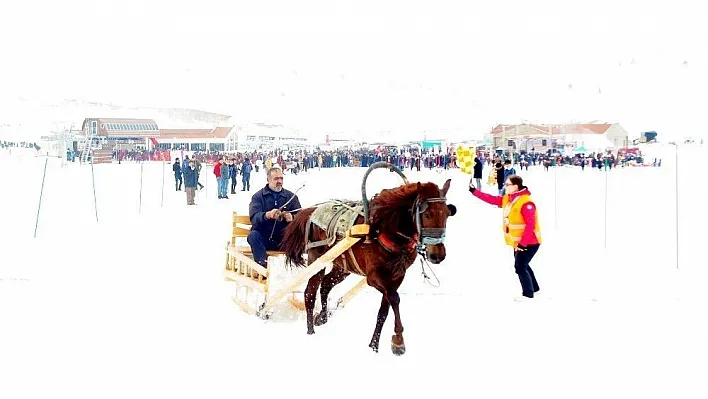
[247,167,302,268]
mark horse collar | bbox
[377,232,418,253]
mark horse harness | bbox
[387,194,449,259]
[304,194,449,276]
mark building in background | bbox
[77,117,160,161]
[81,117,159,150]
[489,122,629,153]
[155,127,236,152]
[235,123,309,152]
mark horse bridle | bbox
[411,195,448,256]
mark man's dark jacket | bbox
[249,184,302,241]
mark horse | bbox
[280,178,456,355]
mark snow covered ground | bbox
[1,146,707,399]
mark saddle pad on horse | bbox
[307,200,365,249]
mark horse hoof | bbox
[391,335,406,356]
[369,343,379,353]
[314,312,327,326]
[307,329,315,335]
[391,343,406,356]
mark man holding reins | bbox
[247,167,302,268]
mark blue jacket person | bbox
[248,167,302,268]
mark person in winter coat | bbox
[471,155,483,189]
[214,157,230,199]
[213,158,223,197]
[501,160,516,194]
[469,174,542,301]
[247,167,301,268]
[183,159,198,205]
[495,162,504,194]
[172,158,183,191]
[241,158,252,191]
[192,157,204,190]
[220,159,230,198]
[228,159,239,194]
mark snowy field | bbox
[1,145,707,399]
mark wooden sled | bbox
[224,212,370,319]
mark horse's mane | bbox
[369,182,441,234]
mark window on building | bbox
[542,139,547,146]
[158,143,171,150]
[209,143,225,152]
[190,143,206,151]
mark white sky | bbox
[1,0,706,141]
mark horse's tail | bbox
[281,207,317,268]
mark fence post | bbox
[161,160,165,208]
[33,158,49,238]
[603,167,608,248]
[91,161,99,222]
[138,162,144,214]
[674,144,679,270]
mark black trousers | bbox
[247,230,281,265]
[513,244,540,297]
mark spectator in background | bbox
[183,160,198,205]
[172,158,183,191]
[229,158,239,194]
[471,154,483,189]
[495,162,504,194]
[192,156,204,190]
[213,157,228,199]
[241,158,253,191]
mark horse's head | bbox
[413,178,456,264]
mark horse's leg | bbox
[315,267,350,326]
[387,286,406,355]
[304,269,325,335]
[368,294,390,352]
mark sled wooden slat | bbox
[226,210,371,318]
[336,277,369,309]
[259,235,361,314]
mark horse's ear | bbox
[416,182,423,194]
[441,179,452,197]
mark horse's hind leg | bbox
[315,267,350,326]
[304,269,325,335]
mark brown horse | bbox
[280,179,456,355]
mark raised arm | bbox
[469,184,502,207]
